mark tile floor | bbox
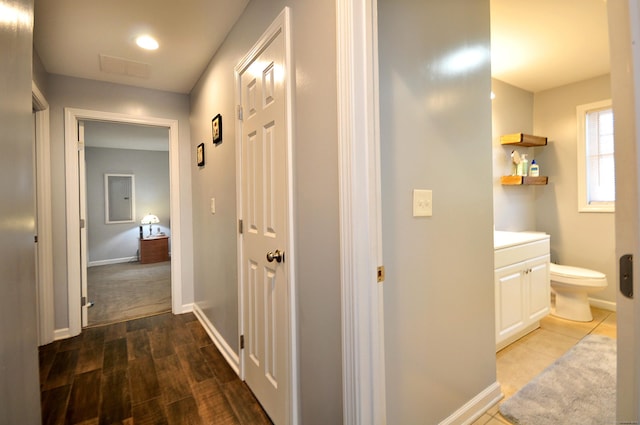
[472,307,617,425]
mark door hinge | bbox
[80,218,85,229]
[238,219,243,234]
[77,140,85,152]
[240,335,245,350]
[377,266,385,283]
[237,105,243,121]
[34,235,38,243]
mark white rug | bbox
[499,334,616,425]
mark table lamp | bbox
[141,214,160,237]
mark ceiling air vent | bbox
[99,54,151,79]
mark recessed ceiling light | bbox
[136,35,159,50]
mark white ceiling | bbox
[33,1,610,96]
[490,0,610,93]
[34,0,249,94]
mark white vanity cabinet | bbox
[494,232,550,351]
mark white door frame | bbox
[336,0,386,424]
[32,82,54,346]
[609,0,640,421]
[64,108,182,336]
[235,8,298,424]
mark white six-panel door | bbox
[237,10,291,425]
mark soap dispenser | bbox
[518,154,529,176]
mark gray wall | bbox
[47,74,193,329]
[85,147,170,263]
[189,0,342,423]
[534,74,616,305]
[378,1,497,423]
[0,0,42,422]
[33,49,49,96]
[492,78,537,231]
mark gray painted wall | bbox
[189,0,342,423]
[0,0,42,422]
[492,78,537,231]
[378,1,497,423]
[47,74,193,329]
[85,147,170,263]
[534,74,616,304]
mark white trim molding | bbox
[336,0,386,424]
[193,304,240,375]
[64,108,183,337]
[33,81,55,346]
[439,382,503,425]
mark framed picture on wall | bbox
[212,114,222,144]
[197,143,205,166]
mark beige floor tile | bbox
[497,343,557,399]
[540,312,599,339]
[592,322,617,339]
[493,412,514,424]
[518,327,580,358]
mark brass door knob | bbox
[266,250,284,263]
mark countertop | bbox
[494,230,549,250]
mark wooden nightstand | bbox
[139,235,170,264]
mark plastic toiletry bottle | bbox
[530,160,540,177]
[518,154,529,176]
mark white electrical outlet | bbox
[413,189,432,217]
[210,198,216,214]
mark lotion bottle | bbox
[530,159,540,177]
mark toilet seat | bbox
[549,263,607,288]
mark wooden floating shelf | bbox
[501,176,548,186]
[500,133,548,147]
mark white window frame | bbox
[576,99,615,213]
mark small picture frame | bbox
[212,114,222,144]
[196,143,205,166]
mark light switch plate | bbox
[210,198,216,214]
[413,189,432,217]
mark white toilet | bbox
[549,263,608,322]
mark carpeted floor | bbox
[499,334,616,425]
[87,261,171,326]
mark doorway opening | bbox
[82,120,172,327]
[64,108,184,336]
[489,0,616,419]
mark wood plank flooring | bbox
[40,312,273,425]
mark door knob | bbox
[266,249,284,263]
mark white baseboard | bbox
[53,327,72,341]
[439,382,503,425]
[589,297,617,312]
[180,303,194,314]
[192,304,240,375]
[88,256,138,267]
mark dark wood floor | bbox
[39,312,273,425]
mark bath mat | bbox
[499,334,616,425]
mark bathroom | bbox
[490,0,616,317]
[489,0,617,409]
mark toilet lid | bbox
[550,263,606,279]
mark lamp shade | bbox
[141,214,159,225]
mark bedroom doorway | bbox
[82,120,172,326]
[64,108,184,336]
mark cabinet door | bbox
[495,262,526,344]
[527,255,550,322]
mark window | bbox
[577,99,615,212]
